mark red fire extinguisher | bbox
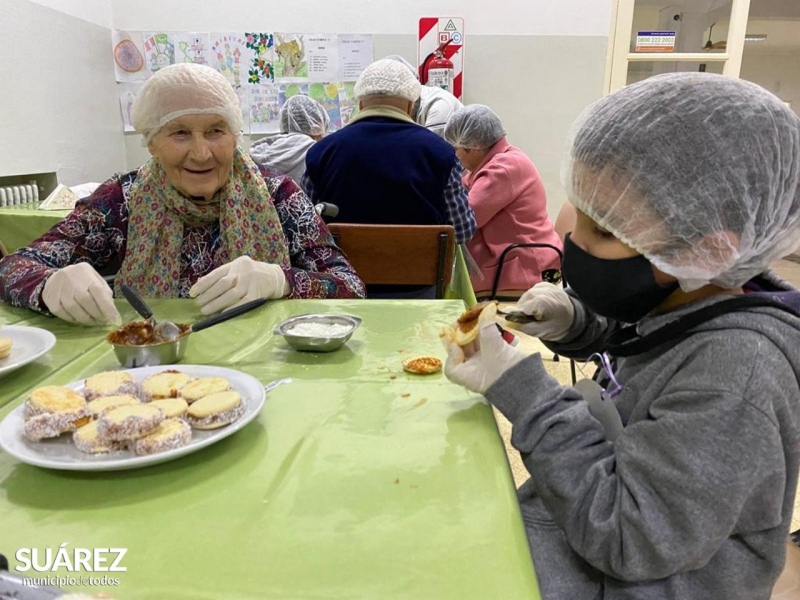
[420,40,454,94]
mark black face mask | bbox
[562,234,679,323]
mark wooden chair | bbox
[327,223,456,298]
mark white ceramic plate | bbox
[0,365,267,471]
[0,326,57,379]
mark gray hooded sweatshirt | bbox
[488,277,800,599]
[248,133,316,184]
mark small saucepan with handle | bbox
[108,297,269,368]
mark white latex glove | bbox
[41,263,121,326]
[510,282,575,341]
[189,256,288,315]
[442,309,528,394]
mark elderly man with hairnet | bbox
[444,104,562,299]
[249,94,329,184]
[0,63,365,325]
[302,59,476,256]
[384,54,464,137]
[441,73,800,599]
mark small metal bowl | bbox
[107,321,192,368]
[274,314,361,352]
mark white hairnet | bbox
[564,72,800,291]
[132,63,243,143]
[444,104,506,149]
[383,54,419,80]
[354,59,421,102]
[280,95,330,136]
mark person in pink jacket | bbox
[444,104,562,299]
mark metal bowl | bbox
[107,321,192,368]
[274,314,362,352]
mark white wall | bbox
[27,0,112,27]
[114,0,613,218]
[0,0,127,186]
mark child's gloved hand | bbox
[441,304,527,394]
[511,282,575,340]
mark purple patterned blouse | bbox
[0,167,365,314]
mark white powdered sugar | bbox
[285,322,351,337]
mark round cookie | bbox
[130,419,192,456]
[84,371,139,401]
[73,421,125,454]
[180,377,231,404]
[0,337,12,359]
[187,391,245,430]
[87,394,141,419]
[141,370,192,400]
[148,397,189,420]
[402,356,443,375]
[97,404,164,441]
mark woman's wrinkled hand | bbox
[189,256,289,315]
[41,263,121,326]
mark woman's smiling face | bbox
[147,114,237,202]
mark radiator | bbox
[0,183,39,207]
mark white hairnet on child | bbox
[280,95,330,136]
[132,63,243,143]
[444,104,506,149]
[563,72,800,291]
[354,59,421,102]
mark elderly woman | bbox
[249,94,330,183]
[444,104,561,299]
[443,74,800,599]
[0,64,364,325]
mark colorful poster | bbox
[112,30,147,82]
[142,32,176,73]
[173,33,210,65]
[249,84,280,134]
[274,33,308,81]
[243,32,275,84]
[339,35,373,81]
[210,33,247,85]
[338,82,358,127]
[277,83,309,107]
[308,83,342,131]
[117,82,145,131]
[305,34,338,83]
[233,84,250,134]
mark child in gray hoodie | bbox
[249,94,329,183]
[442,73,800,599]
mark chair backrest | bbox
[328,223,456,298]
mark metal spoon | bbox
[497,307,540,324]
[119,284,183,341]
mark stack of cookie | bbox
[20,369,246,458]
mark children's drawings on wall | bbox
[338,82,358,127]
[113,31,147,82]
[274,34,308,81]
[244,33,275,84]
[117,82,145,131]
[174,33,210,65]
[249,85,280,134]
[143,32,175,73]
[112,29,373,133]
[210,33,246,85]
[308,83,342,131]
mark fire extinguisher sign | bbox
[418,17,464,99]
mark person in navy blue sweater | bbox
[303,59,476,246]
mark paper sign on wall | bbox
[635,31,676,53]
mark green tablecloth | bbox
[0,204,71,252]
[0,299,540,599]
